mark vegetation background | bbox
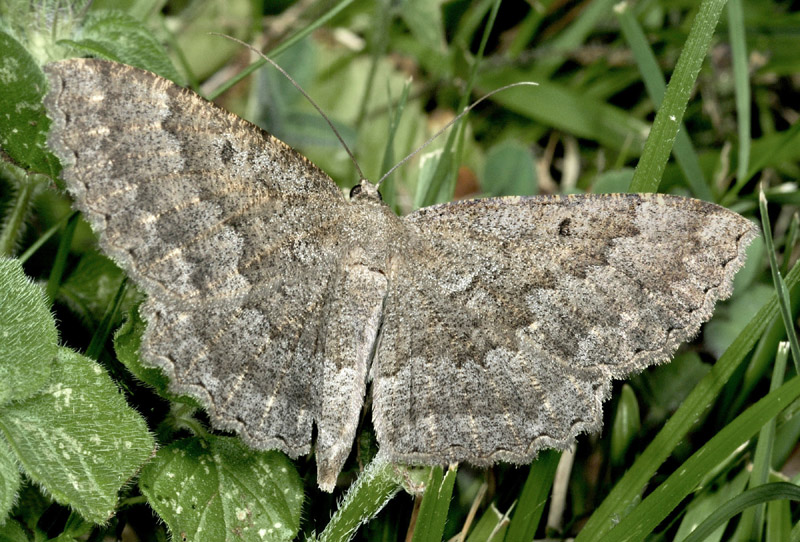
[0,0,799,540]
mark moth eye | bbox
[349,184,362,198]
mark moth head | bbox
[349,179,383,204]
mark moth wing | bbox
[45,58,349,459]
[373,193,756,465]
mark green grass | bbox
[1,0,799,540]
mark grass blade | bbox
[734,341,789,541]
[630,0,728,193]
[410,465,458,542]
[726,0,753,198]
[599,378,800,542]
[504,450,560,541]
[683,483,800,542]
[616,3,712,201]
[759,189,800,373]
[576,258,800,541]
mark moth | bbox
[44,58,757,491]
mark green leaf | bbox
[414,150,445,209]
[114,308,202,408]
[400,0,445,54]
[476,69,649,155]
[0,518,28,542]
[0,258,57,405]
[482,140,537,196]
[0,162,49,258]
[62,10,182,84]
[0,31,55,175]
[726,0,753,196]
[760,189,800,373]
[705,284,775,358]
[0,438,20,523]
[636,352,709,417]
[610,384,641,468]
[0,348,155,523]
[89,0,164,21]
[139,436,303,542]
[616,2,712,201]
[766,494,792,542]
[734,341,789,541]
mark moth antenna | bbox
[375,82,539,190]
[212,33,367,182]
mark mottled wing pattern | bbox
[44,58,348,457]
[373,194,757,465]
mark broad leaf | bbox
[0,258,57,405]
[140,436,303,542]
[0,348,155,523]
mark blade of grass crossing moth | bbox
[760,189,800,373]
[575,259,800,541]
[505,449,560,542]
[682,483,800,542]
[616,3,712,201]
[598,377,800,542]
[629,0,728,193]
[410,465,458,542]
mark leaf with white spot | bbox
[114,307,201,408]
[0,32,56,175]
[139,436,303,542]
[0,438,20,523]
[0,258,57,405]
[65,10,184,85]
[0,348,155,523]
